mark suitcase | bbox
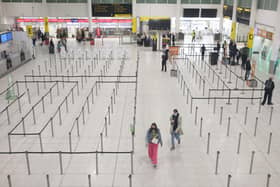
[170,69,177,77]
[90,39,95,46]
[247,79,258,88]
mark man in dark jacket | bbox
[262,77,275,105]
[240,43,249,69]
[245,58,251,80]
[201,44,206,61]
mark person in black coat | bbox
[161,52,167,72]
[201,44,206,61]
[262,77,275,105]
[244,58,251,80]
[216,41,221,55]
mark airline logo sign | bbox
[230,22,236,41]
[44,17,49,33]
[247,27,254,49]
[26,25,33,37]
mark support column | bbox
[175,0,181,34]
[219,0,224,41]
[230,0,238,41]
[269,2,280,74]
[247,0,257,78]
[88,0,93,32]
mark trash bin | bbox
[209,52,218,65]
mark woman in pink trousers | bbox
[146,123,163,168]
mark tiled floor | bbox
[0,36,279,187]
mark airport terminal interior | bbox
[1,0,280,186]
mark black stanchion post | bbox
[50,117,54,137]
[199,118,203,137]
[194,106,198,125]
[22,117,26,136]
[42,96,45,113]
[25,151,31,175]
[254,117,258,137]
[59,151,63,175]
[227,117,231,136]
[82,107,85,125]
[58,106,62,125]
[267,132,272,154]
[249,151,255,174]
[269,107,273,125]
[215,151,220,175]
[236,97,240,113]
[227,175,232,187]
[266,174,271,187]
[237,132,242,154]
[32,106,36,124]
[100,133,103,152]
[46,174,50,187]
[207,132,210,154]
[88,174,92,187]
[69,132,72,152]
[213,98,216,114]
[220,107,223,125]
[244,106,248,125]
[39,134,43,152]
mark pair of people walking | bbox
[145,109,183,168]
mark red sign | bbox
[16,18,132,23]
[256,28,273,40]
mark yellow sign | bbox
[132,17,137,33]
[247,27,254,49]
[44,17,49,33]
[26,25,33,37]
[114,14,132,17]
[230,22,236,41]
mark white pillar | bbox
[175,0,181,34]
[269,2,280,74]
[232,0,237,22]
[88,0,93,32]
[219,0,224,39]
[230,0,238,40]
[0,2,3,24]
[249,0,257,28]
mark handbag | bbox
[151,137,158,144]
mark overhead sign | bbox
[92,4,132,17]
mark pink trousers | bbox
[148,143,158,165]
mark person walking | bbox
[216,41,221,55]
[222,40,227,57]
[170,109,183,151]
[49,39,55,54]
[192,30,196,42]
[201,44,206,61]
[171,33,175,46]
[57,41,62,54]
[240,43,249,69]
[146,123,163,168]
[262,77,275,105]
[244,58,251,80]
[161,51,167,72]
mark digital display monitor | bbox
[0,32,13,43]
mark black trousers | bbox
[262,90,273,104]
[241,55,247,68]
[201,53,205,61]
[161,61,167,72]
